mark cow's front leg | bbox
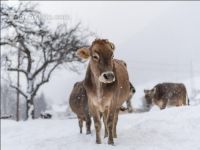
[113,109,120,138]
[78,119,83,134]
[92,110,101,144]
[107,109,115,145]
[103,109,108,138]
[160,99,167,110]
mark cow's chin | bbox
[98,76,115,84]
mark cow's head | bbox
[144,88,156,106]
[77,39,115,83]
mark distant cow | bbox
[69,81,91,134]
[76,39,130,145]
[144,83,189,110]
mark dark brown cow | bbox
[76,39,130,145]
[69,81,91,134]
[144,83,189,110]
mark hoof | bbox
[86,130,91,135]
[96,140,102,144]
[128,108,133,113]
[108,140,114,145]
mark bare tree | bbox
[0,2,90,120]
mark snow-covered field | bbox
[2,76,200,150]
[2,105,200,150]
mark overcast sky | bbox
[3,1,200,105]
[36,1,200,61]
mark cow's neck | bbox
[94,75,103,101]
[92,69,104,101]
[85,64,104,100]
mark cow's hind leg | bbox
[182,95,187,106]
[86,114,91,134]
[177,98,185,106]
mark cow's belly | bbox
[167,98,177,106]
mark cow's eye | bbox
[93,54,99,61]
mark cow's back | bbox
[154,83,187,106]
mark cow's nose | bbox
[99,71,115,83]
[103,72,115,81]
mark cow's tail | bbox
[120,106,128,111]
[186,93,190,106]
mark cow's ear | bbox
[152,88,156,94]
[120,60,127,68]
[144,89,149,94]
[109,42,115,51]
[76,47,90,59]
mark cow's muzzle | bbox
[99,71,115,83]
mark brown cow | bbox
[114,59,136,113]
[69,80,134,135]
[144,83,189,110]
[69,81,91,134]
[76,39,130,145]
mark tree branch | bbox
[32,60,51,79]
[10,84,27,99]
[32,63,60,97]
[7,67,28,77]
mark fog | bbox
[3,1,200,104]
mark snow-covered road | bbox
[2,105,200,150]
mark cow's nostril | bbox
[108,73,114,79]
[100,72,115,83]
[103,74,108,80]
[103,73,114,81]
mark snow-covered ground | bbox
[2,105,200,150]
[2,77,200,150]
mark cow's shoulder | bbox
[113,59,128,73]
